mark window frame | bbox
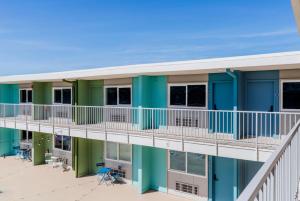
[280,80,300,112]
[168,83,208,109]
[104,85,132,106]
[52,87,72,105]
[53,135,72,152]
[20,130,32,142]
[19,88,33,104]
[105,141,132,164]
[168,150,207,178]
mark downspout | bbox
[226,69,239,201]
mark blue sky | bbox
[0,0,299,75]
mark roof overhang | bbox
[1,51,300,84]
[292,0,300,33]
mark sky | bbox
[0,0,299,75]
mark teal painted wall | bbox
[0,84,19,156]
[132,75,168,193]
[132,145,167,193]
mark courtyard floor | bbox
[0,157,188,201]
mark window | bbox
[106,142,131,162]
[53,88,72,104]
[169,84,206,107]
[169,150,206,177]
[54,135,71,151]
[282,81,300,110]
[105,86,131,105]
[170,150,186,172]
[20,89,32,103]
[21,130,32,142]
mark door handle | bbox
[213,174,219,181]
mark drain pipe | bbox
[225,69,238,111]
[226,69,239,201]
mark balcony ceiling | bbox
[1,51,300,84]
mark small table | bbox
[97,167,112,185]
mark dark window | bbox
[20,90,27,103]
[283,82,300,109]
[28,131,32,140]
[62,89,71,104]
[54,135,62,149]
[187,85,206,107]
[62,136,71,151]
[27,90,32,103]
[106,88,118,105]
[54,90,62,104]
[21,130,27,140]
[119,88,131,105]
[170,86,186,106]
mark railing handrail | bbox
[237,119,300,201]
[1,102,300,115]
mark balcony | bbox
[0,103,299,162]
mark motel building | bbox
[0,51,300,201]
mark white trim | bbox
[19,88,33,104]
[53,134,72,153]
[168,82,208,109]
[1,51,300,84]
[104,85,132,107]
[104,141,132,164]
[52,87,72,105]
[280,79,300,112]
[168,150,208,178]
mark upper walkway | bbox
[1,103,299,162]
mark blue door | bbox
[213,157,234,201]
[246,80,277,137]
[212,81,233,134]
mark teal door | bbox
[246,80,277,137]
[212,81,233,134]
[213,157,234,201]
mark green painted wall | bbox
[33,82,52,105]
[132,75,168,193]
[73,80,105,177]
[32,132,52,165]
[32,82,53,164]
[0,84,19,156]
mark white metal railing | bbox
[0,103,300,148]
[237,120,300,201]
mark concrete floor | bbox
[0,157,189,201]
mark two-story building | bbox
[1,51,300,201]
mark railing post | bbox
[152,109,154,147]
[256,112,258,159]
[85,106,87,138]
[181,110,184,151]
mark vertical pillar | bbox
[73,80,105,177]
[32,82,53,164]
[132,75,167,193]
[0,84,19,156]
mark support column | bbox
[32,82,53,164]
[132,75,167,193]
[0,84,19,156]
[73,80,105,177]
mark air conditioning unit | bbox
[176,118,198,127]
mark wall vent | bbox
[175,118,198,127]
[175,181,199,196]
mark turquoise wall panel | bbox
[0,84,19,156]
[132,145,167,193]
